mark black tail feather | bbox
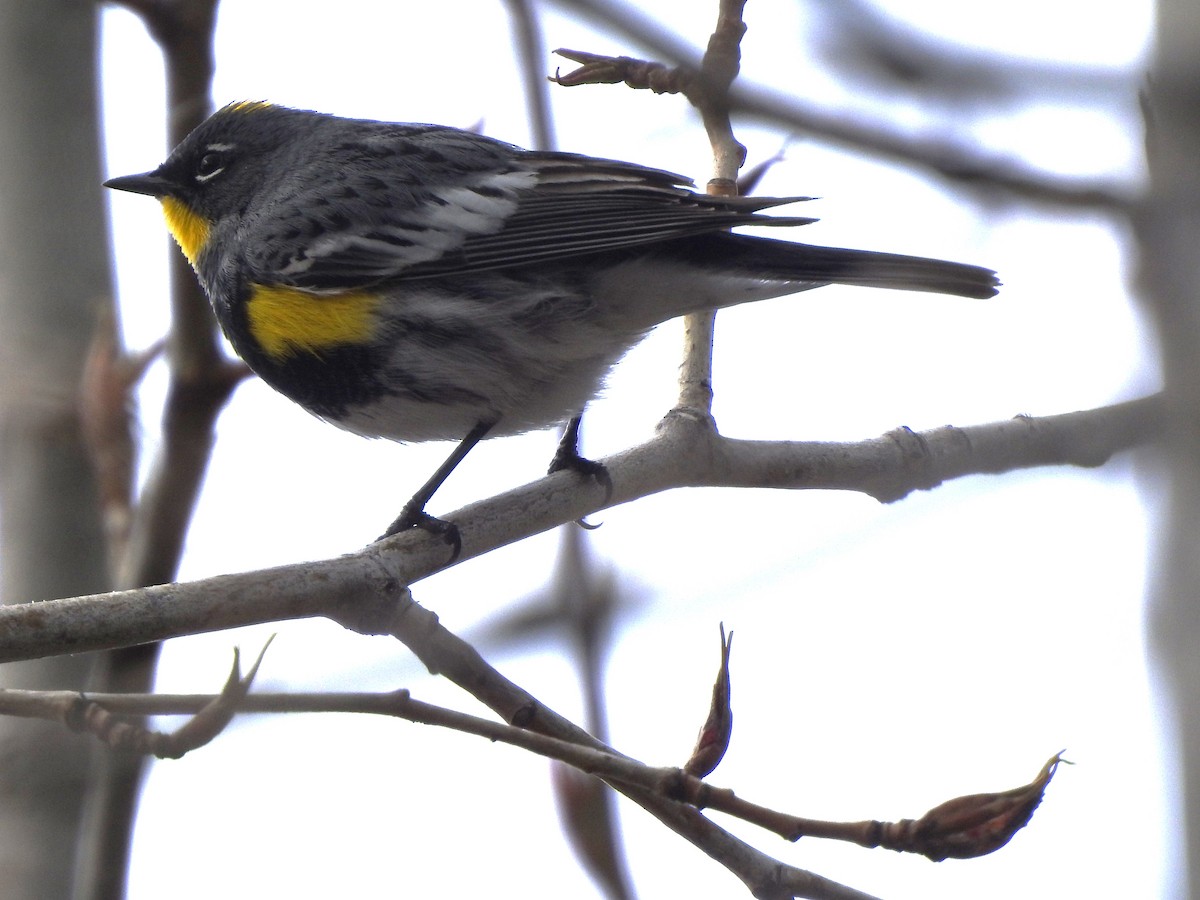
[676,233,1000,300]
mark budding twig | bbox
[684,623,734,778]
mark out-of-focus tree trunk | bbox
[0,2,113,897]
[1142,2,1200,897]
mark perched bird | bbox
[105,101,998,553]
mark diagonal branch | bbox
[0,678,1062,863]
[347,589,882,900]
[0,393,1155,900]
[0,395,1161,663]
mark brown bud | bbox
[67,640,272,759]
[880,752,1067,861]
[683,624,734,778]
[551,49,693,95]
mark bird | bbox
[104,101,998,555]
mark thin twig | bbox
[3,671,1061,868]
[677,0,749,417]
[505,0,557,151]
[549,0,1133,210]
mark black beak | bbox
[103,171,172,197]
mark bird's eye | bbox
[196,151,226,180]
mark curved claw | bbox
[548,448,615,506]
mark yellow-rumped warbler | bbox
[105,101,998,551]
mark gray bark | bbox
[0,2,113,896]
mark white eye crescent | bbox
[196,151,226,182]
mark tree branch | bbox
[0,395,1159,663]
[549,0,1134,211]
[0,677,1062,863]
[81,3,237,897]
[87,6,1152,897]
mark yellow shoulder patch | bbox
[160,197,211,269]
[246,284,383,361]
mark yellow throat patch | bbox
[160,197,210,269]
[246,285,383,361]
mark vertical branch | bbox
[677,310,718,416]
[112,0,237,593]
[505,0,558,152]
[1138,1,1200,894]
[698,0,748,187]
[677,0,748,418]
[78,2,243,898]
[548,527,635,900]
[506,3,634,895]
[0,3,114,897]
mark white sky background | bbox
[97,2,1164,898]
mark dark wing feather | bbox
[398,152,816,280]
[243,129,816,291]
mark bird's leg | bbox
[379,420,495,559]
[548,414,613,503]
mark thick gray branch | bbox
[0,396,1159,663]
